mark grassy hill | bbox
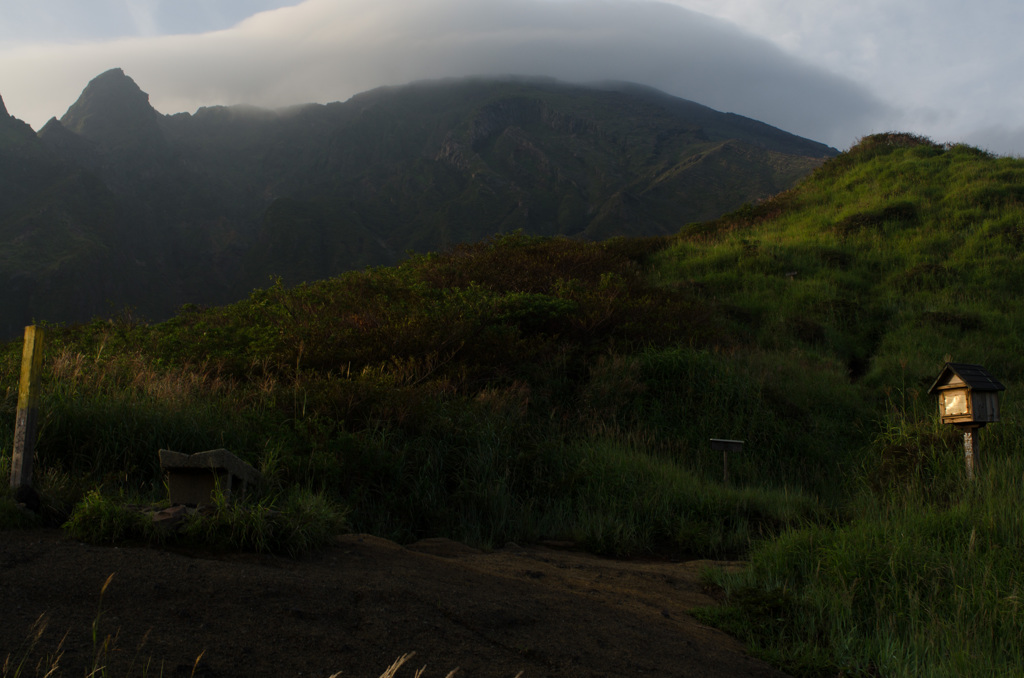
[4,133,1024,675]
[668,133,1024,676]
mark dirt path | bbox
[1,530,789,677]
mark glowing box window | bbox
[944,392,969,416]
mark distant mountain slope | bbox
[0,91,142,337]
[0,69,836,336]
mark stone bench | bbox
[158,448,262,507]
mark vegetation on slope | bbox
[0,232,832,559]
[658,133,1024,677]
[3,132,1024,675]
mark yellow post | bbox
[11,325,44,490]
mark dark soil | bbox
[1,530,790,678]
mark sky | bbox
[0,0,1021,155]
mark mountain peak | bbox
[0,92,38,140]
[59,68,163,150]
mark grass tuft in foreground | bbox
[697,428,1024,677]
[62,488,348,558]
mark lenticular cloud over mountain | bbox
[0,0,884,148]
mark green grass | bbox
[0,234,812,558]
[61,487,347,558]
[5,133,1024,675]
[658,134,1024,675]
[698,452,1024,677]
[562,437,819,557]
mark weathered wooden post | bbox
[928,362,1004,480]
[962,426,980,479]
[710,438,744,485]
[11,325,44,493]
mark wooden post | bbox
[11,325,44,491]
[962,426,978,481]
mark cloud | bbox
[665,0,1024,155]
[0,0,302,43]
[953,125,1024,159]
[124,0,161,37]
[0,0,887,148]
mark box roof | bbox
[928,362,1006,394]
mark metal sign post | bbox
[710,439,745,485]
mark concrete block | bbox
[158,448,261,507]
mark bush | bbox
[63,488,349,558]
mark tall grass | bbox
[6,134,1024,673]
[655,134,1024,675]
[0,234,811,559]
[563,437,819,557]
[699,448,1024,677]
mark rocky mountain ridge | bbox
[0,68,837,337]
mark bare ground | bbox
[1,529,790,678]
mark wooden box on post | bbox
[928,362,1005,479]
[929,362,1004,426]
